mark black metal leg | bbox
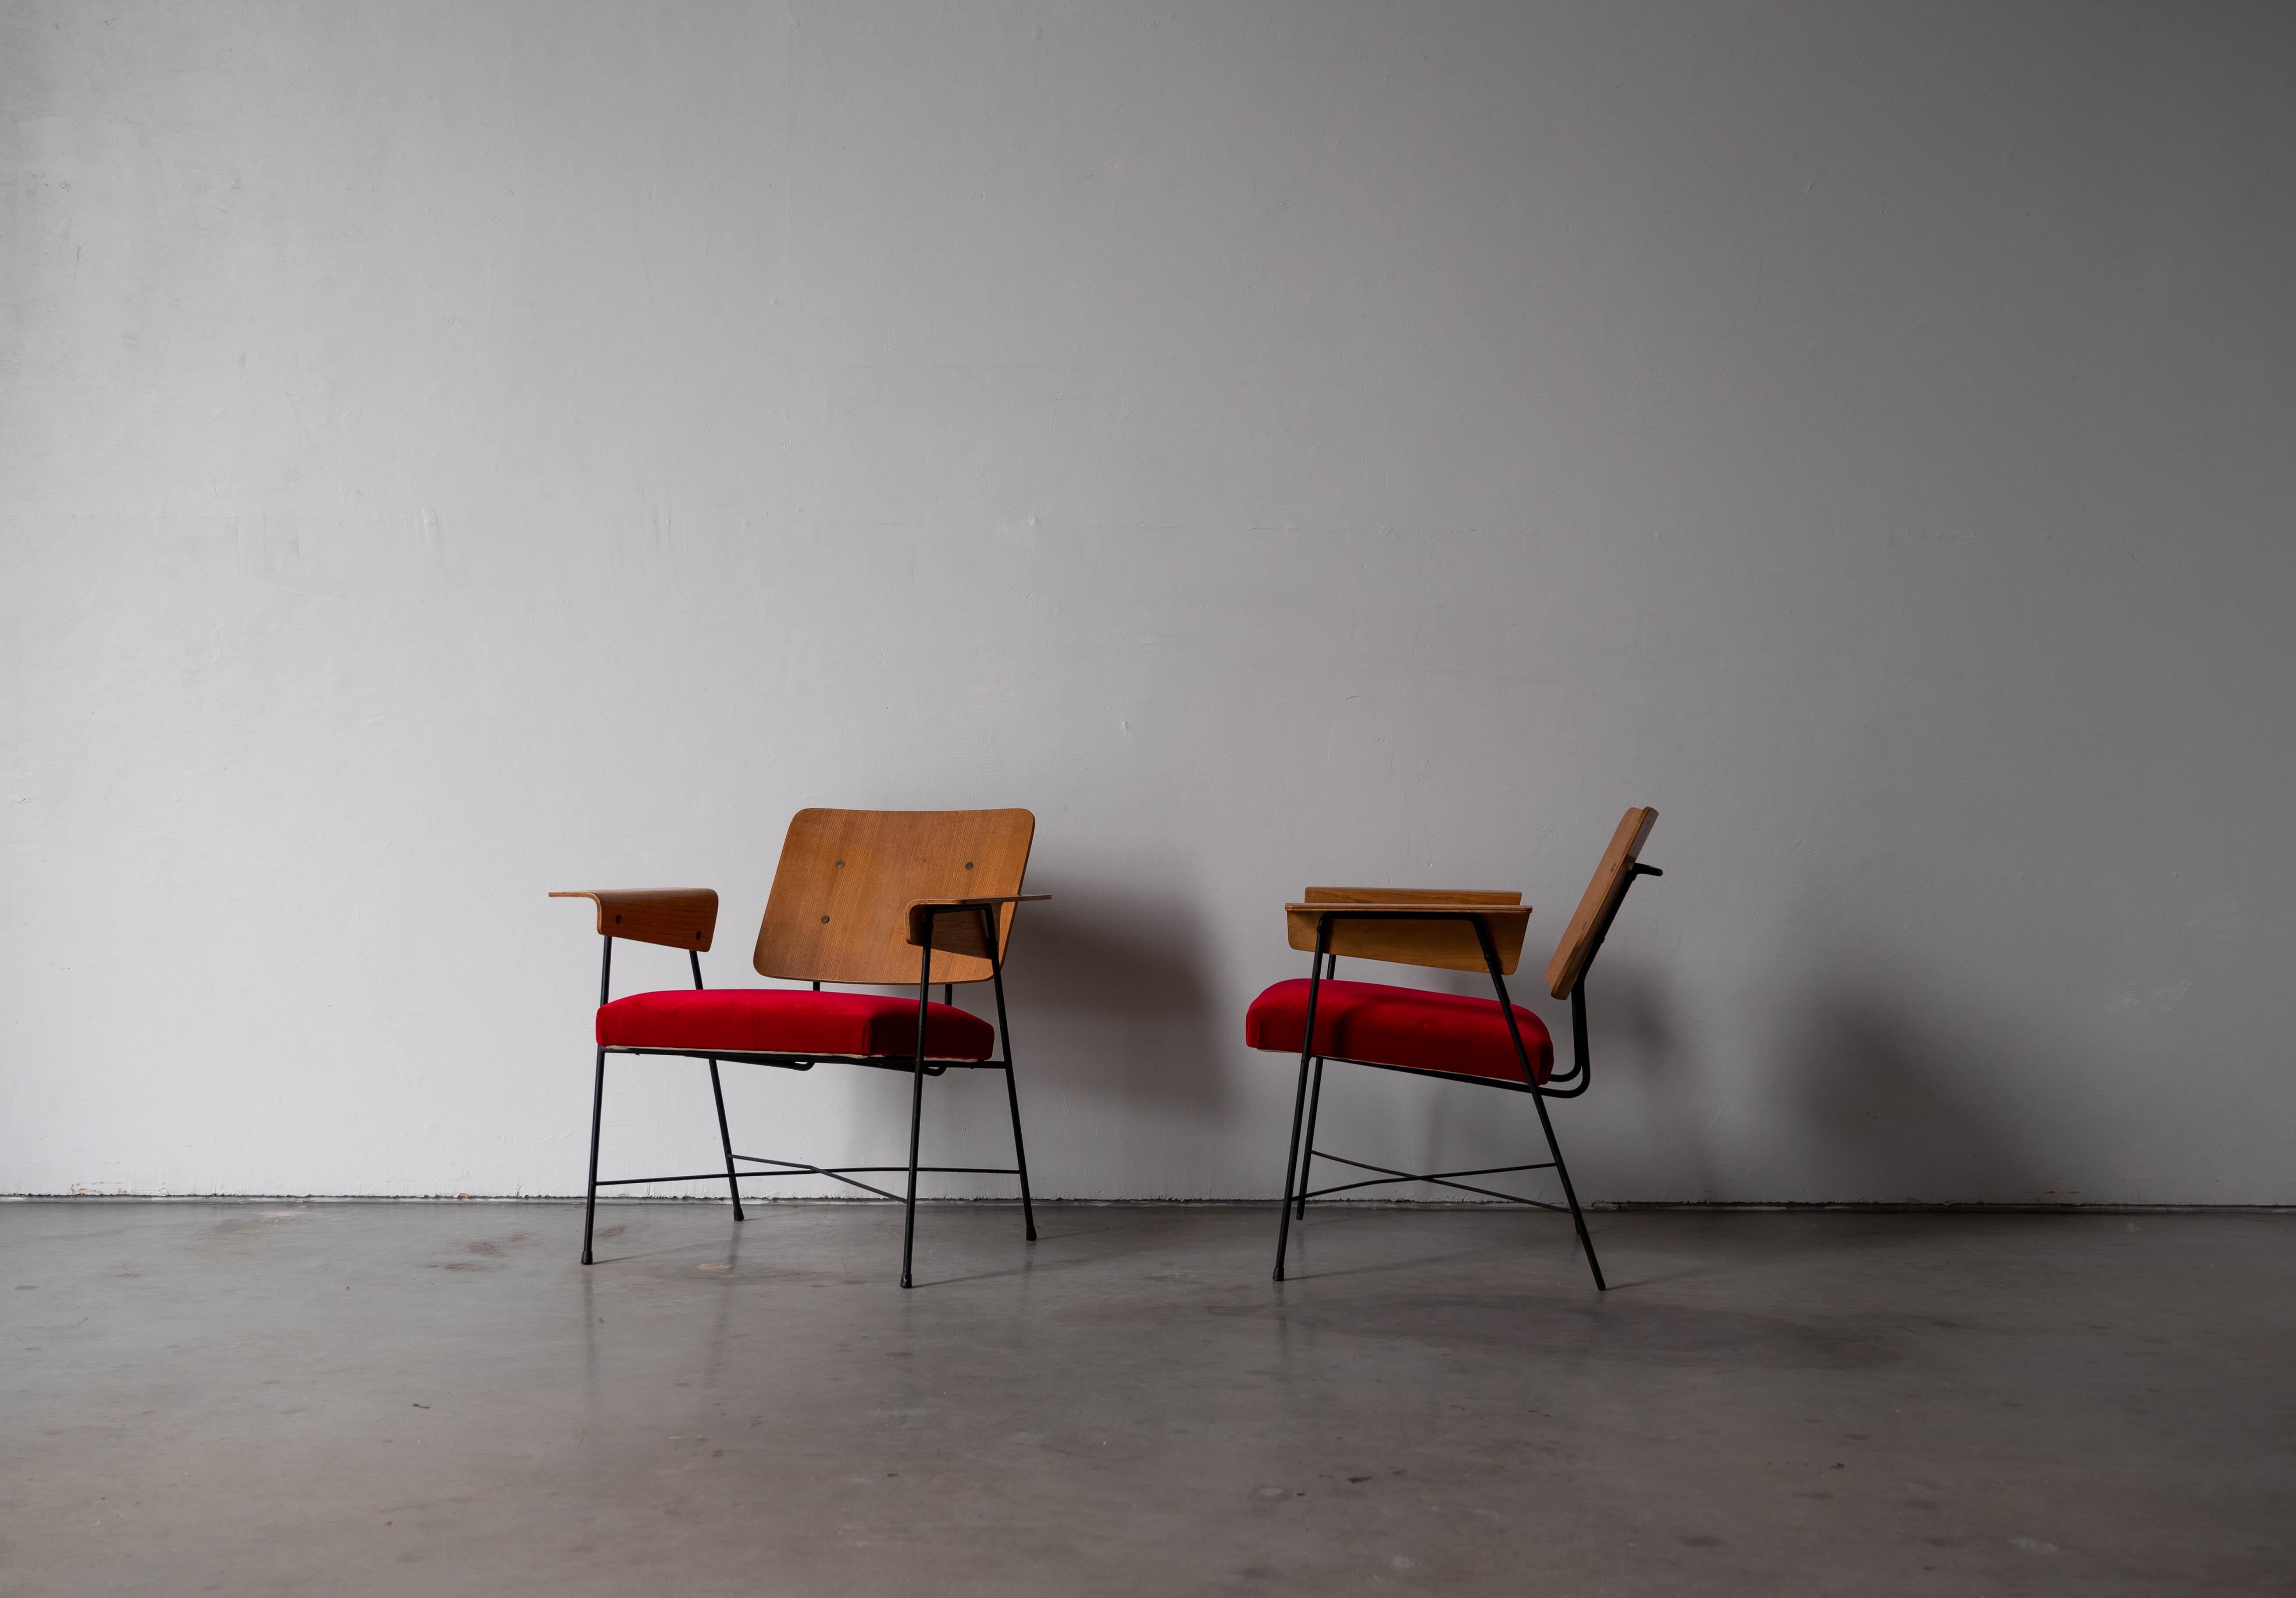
[707,1060,744,1222]
[1529,1088,1606,1290]
[1273,924,1332,1282]
[988,968,1036,1242]
[1294,1057,1325,1220]
[900,1061,926,1288]
[1294,947,1336,1221]
[581,1048,606,1265]
[1273,1054,1313,1281]
[686,947,743,1224]
[902,930,934,1289]
[1467,916,1608,1291]
[1002,1065,1037,1243]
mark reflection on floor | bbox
[4,1201,2290,1595]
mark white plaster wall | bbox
[4,1,2291,1203]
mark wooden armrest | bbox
[902,895,1050,959]
[1285,898,1531,976]
[1303,886,1522,906]
[551,889,718,952]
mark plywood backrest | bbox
[754,808,1035,985]
[1544,807,1658,999]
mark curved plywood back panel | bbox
[1544,807,1658,999]
[754,808,1036,985]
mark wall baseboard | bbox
[1598,1200,2296,1214]
[5,1193,2291,1213]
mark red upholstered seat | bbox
[597,988,995,1061]
[1244,978,1553,1085]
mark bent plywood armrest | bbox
[905,895,1051,961]
[1303,887,1521,906]
[551,889,719,952]
[1286,894,1530,975]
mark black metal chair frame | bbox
[1273,862,1663,1291]
[581,902,1034,1289]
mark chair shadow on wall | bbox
[1575,960,1720,1203]
[1788,991,2048,1207]
[1007,888,1228,1122]
[1404,971,2066,1285]
[859,886,1225,1266]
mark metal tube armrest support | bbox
[903,895,1050,962]
[1539,862,1661,1098]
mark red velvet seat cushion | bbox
[1244,978,1553,1085]
[597,988,995,1061]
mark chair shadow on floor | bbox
[1581,982,2079,1286]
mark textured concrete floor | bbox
[1,1201,2290,1596]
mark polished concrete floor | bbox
[2,1201,2290,1596]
